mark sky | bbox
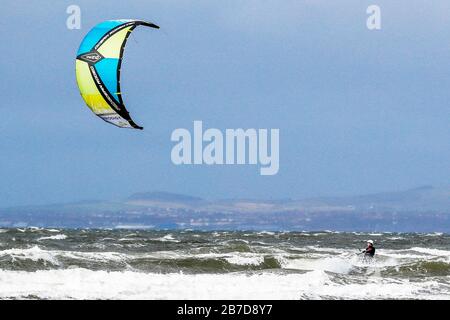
[1,0,449,207]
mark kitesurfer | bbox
[362,240,376,257]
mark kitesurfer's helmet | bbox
[367,240,374,245]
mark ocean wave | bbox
[257,231,275,236]
[424,232,444,237]
[304,246,341,253]
[45,229,61,233]
[0,268,449,300]
[118,238,142,242]
[386,237,405,240]
[144,252,282,270]
[383,260,450,277]
[1,244,444,276]
[37,234,67,241]
[0,246,282,272]
[410,247,450,256]
[223,255,263,266]
[299,273,450,300]
[0,246,60,266]
[0,268,315,299]
[0,246,129,268]
[1,229,450,298]
[379,251,430,260]
[279,256,353,274]
[152,234,180,243]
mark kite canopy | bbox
[75,19,159,129]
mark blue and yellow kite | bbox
[76,19,159,129]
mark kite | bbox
[75,19,159,129]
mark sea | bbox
[0,228,449,300]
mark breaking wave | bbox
[0,229,449,299]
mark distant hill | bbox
[307,185,449,211]
[0,186,449,232]
[128,191,203,203]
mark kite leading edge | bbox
[75,19,159,129]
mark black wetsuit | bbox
[363,246,376,257]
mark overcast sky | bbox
[1,0,449,206]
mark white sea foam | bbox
[118,238,141,242]
[136,251,267,267]
[297,274,450,300]
[60,250,128,263]
[0,268,448,300]
[224,255,264,266]
[277,249,403,272]
[257,231,275,236]
[163,252,265,266]
[152,234,180,243]
[424,232,444,237]
[0,246,129,265]
[123,233,139,237]
[378,251,428,260]
[37,234,67,241]
[410,247,450,256]
[0,246,60,266]
[280,256,353,274]
[251,241,270,246]
[304,246,341,253]
[0,269,307,299]
[224,239,249,245]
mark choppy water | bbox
[0,228,449,299]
